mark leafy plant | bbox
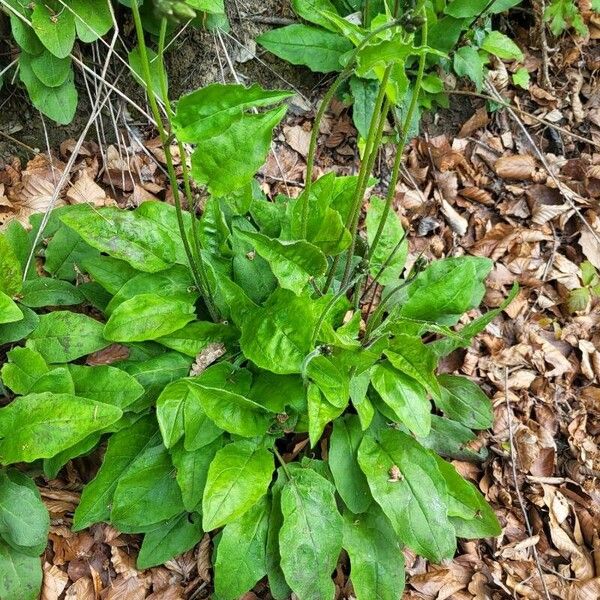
[0,0,226,124]
[0,1,518,598]
[567,260,600,313]
[543,0,595,35]
[257,0,524,136]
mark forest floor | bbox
[1,2,600,599]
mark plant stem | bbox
[156,18,218,321]
[273,446,292,479]
[299,18,403,238]
[367,10,428,267]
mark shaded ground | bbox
[1,2,600,599]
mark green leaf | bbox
[357,428,456,562]
[30,50,71,87]
[0,233,23,297]
[44,225,99,281]
[432,455,501,538]
[234,229,327,295]
[61,205,177,272]
[20,278,84,308]
[43,432,101,479]
[384,334,441,401]
[18,53,77,124]
[512,66,530,89]
[350,76,379,140]
[81,255,139,295]
[481,31,524,61]
[111,443,185,532]
[189,383,275,438]
[0,306,39,345]
[257,24,352,73]
[187,0,225,13]
[0,292,23,325]
[350,370,374,430]
[128,46,168,104]
[355,36,415,78]
[10,17,44,55]
[157,321,235,357]
[366,196,407,285]
[371,362,431,436]
[26,311,109,363]
[70,0,113,42]
[0,539,42,600]
[240,288,319,374]
[453,45,486,90]
[202,439,274,531]
[0,392,122,464]
[73,416,158,531]
[1,347,73,395]
[437,374,492,429]
[342,507,405,600]
[307,382,345,446]
[104,293,196,342]
[137,512,203,570]
[291,0,340,30]
[306,356,349,409]
[279,464,343,600]
[0,471,49,554]
[445,0,521,17]
[171,437,222,512]
[330,415,371,513]
[417,415,486,461]
[214,497,270,600]
[31,1,75,58]
[68,364,144,410]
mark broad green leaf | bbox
[0,306,38,345]
[68,364,144,410]
[104,293,196,342]
[1,347,73,395]
[330,415,371,513]
[0,471,49,554]
[0,539,42,600]
[265,472,291,600]
[81,255,139,295]
[306,355,349,408]
[0,233,23,297]
[291,0,339,30]
[31,1,75,58]
[342,507,405,600]
[384,334,441,401]
[137,512,203,569]
[350,370,374,430]
[437,374,492,429]
[249,371,307,414]
[19,52,77,124]
[279,465,343,600]
[187,0,225,13]
[71,0,113,42]
[358,428,456,562]
[189,383,274,438]
[355,36,414,77]
[0,292,23,325]
[191,106,288,196]
[370,362,431,436]
[44,225,99,281]
[171,437,222,512]
[234,229,327,295]
[445,0,521,17]
[26,311,109,363]
[240,288,319,374]
[202,439,274,530]
[157,320,235,357]
[307,382,345,447]
[0,392,122,464]
[30,50,71,87]
[258,24,352,72]
[432,455,501,538]
[512,66,531,89]
[42,432,102,479]
[214,497,270,600]
[20,278,84,308]
[350,76,379,139]
[111,443,185,531]
[73,417,158,530]
[61,205,177,272]
[481,31,524,61]
[417,415,486,461]
[453,45,486,90]
[10,17,43,55]
[366,196,407,285]
[128,46,168,104]
[173,83,291,142]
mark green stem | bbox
[363,278,412,341]
[156,18,218,321]
[299,18,403,238]
[273,446,292,479]
[367,9,428,266]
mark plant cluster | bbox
[0,0,226,124]
[0,1,518,599]
[544,0,599,36]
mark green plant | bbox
[0,0,226,124]
[544,0,599,35]
[257,0,524,136]
[567,260,600,313]
[0,2,518,599]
